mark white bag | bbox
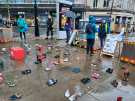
[68,94,76,101]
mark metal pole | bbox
[34,0,40,37]
[109,0,115,34]
[56,1,59,39]
[110,0,114,18]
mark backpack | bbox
[86,23,93,34]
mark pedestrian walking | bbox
[64,17,73,43]
[85,16,97,55]
[46,15,53,39]
[17,15,28,42]
[98,20,107,49]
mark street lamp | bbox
[34,0,40,37]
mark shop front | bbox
[111,16,133,33]
[56,0,73,39]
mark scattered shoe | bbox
[53,61,59,65]
[91,64,96,67]
[7,81,16,87]
[34,61,40,64]
[65,89,70,98]
[21,69,31,75]
[9,93,22,100]
[111,80,118,87]
[121,80,128,86]
[54,55,60,58]
[45,37,48,39]
[81,78,90,84]
[91,73,100,79]
[72,68,80,73]
[45,67,51,71]
[106,68,113,74]
[47,79,57,86]
[64,58,69,62]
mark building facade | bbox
[0,0,134,32]
[0,0,80,26]
[74,0,135,32]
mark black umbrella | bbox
[63,11,76,19]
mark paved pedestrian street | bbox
[0,38,135,101]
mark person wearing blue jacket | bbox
[85,16,97,55]
[17,15,28,42]
[65,17,73,43]
[98,20,107,49]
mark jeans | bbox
[20,32,26,41]
[66,30,71,43]
[47,28,53,38]
[86,39,95,54]
[99,37,106,49]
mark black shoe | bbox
[86,51,89,55]
[90,52,94,56]
[90,53,94,56]
[45,37,48,39]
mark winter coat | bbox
[98,23,107,38]
[17,18,27,33]
[47,18,53,30]
[64,22,72,32]
[85,16,97,39]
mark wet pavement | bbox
[0,37,135,101]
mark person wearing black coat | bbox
[46,16,53,39]
[98,20,107,49]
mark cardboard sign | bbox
[102,34,120,55]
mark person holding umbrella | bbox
[64,17,73,43]
[63,11,76,43]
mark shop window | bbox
[15,0,25,3]
[32,0,41,3]
[103,0,110,7]
[115,16,120,24]
[93,0,98,8]
[128,17,132,23]
[122,17,126,25]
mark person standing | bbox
[98,20,107,49]
[17,15,28,42]
[46,15,53,39]
[85,16,97,55]
[65,17,73,43]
